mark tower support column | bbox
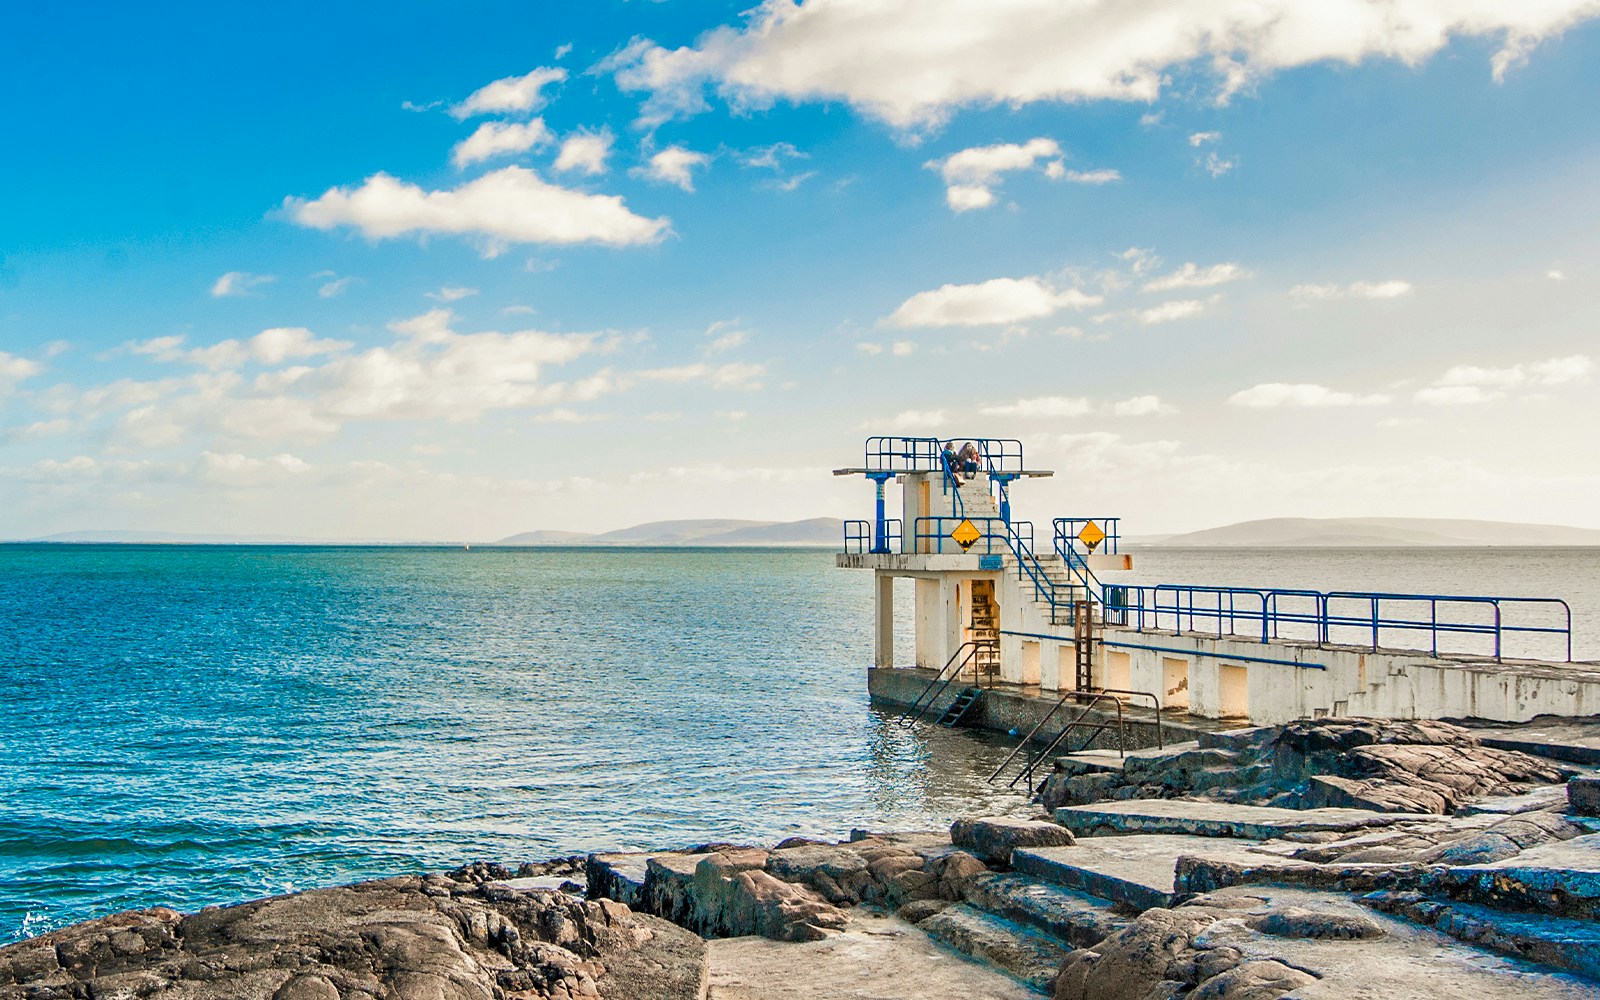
[874,572,895,669]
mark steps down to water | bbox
[961,871,1130,948]
[938,687,983,727]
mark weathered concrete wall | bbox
[868,667,1188,750]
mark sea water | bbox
[2,543,1597,942]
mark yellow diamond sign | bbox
[1077,520,1107,552]
[951,519,982,551]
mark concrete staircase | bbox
[947,474,1087,631]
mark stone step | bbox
[1054,799,1429,840]
[1364,892,1600,982]
[919,902,1073,993]
[1013,835,1300,911]
[1053,750,1126,776]
[962,871,1129,949]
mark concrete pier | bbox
[837,434,1600,729]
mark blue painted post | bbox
[869,472,893,553]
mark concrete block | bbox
[950,816,1074,865]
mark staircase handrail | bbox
[1053,531,1106,604]
[1004,692,1128,792]
[898,640,1000,726]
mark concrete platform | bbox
[1054,799,1431,840]
[962,871,1129,948]
[1012,835,1302,910]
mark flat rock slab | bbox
[1194,885,1600,999]
[920,902,1073,991]
[1470,720,1600,766]
[1056,798,1430,839]
[1457,784,1573,817]
[1434,832,1600,919]
[1014,835,1299,910]
[705,914,1035,1000]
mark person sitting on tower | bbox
[958,441,981,476]
[942,441,963,485]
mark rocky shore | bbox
[4,718,1599,999]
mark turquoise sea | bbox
[3,543,1598,943]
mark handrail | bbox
[863,436,1025,475]
[1010,692,1127,792]
[898,640,999,727]
[843,519,901,554]
[987,688,1078,782]
[1113,584,1574,662]
[1053,517,1123,556]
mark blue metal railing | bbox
[1112,584,1573,662]
[863,436,1025,475]
[912,516,1011,555]
[1054,517,1122,556]
[844,519,902,554]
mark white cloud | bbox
[1116,247,1161,275]
[1049,166,1122,184]
[740,142,807,170]
[427,286,479,303]
[1436,354,1591,388]
[452,67,567,118]
[1110,394,1174,416]
[607,1,1599,128]
[927,138,1061,211]
[554,129,614,175]
[211,271,275,297]
[1200,151,1237,177]
[0,352,41,397]
[1132,297,1215,324]
[706,329,747,353]
[1548,268,1566,280]
[891,341,916,357]
[886,276,1102,327]
[317,275,354,298]
[130,328,352,370]
[634,361,765,390]
[86,311,626,450]
[1142,262,1251,292]
[945,185,995,211]
[634,146,712,191]
[1188,131,1221,146]
[1228,383,1390,408]
[1416,353,1592,404]
[451,119,553,168]
[856,342,884,355]
[284,167,670,252]
[1292,279,1413,300]
[980,395,1093,418]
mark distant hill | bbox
[495,517,844,547]
[1152,517,1600,548]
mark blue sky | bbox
[3,1,1599,540]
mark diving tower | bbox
[836,435,1600,728]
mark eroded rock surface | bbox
[1042,718,1571,815]
[0,866,704,1000]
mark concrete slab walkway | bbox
[704,913,1036,999]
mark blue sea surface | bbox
[0,545,1018,943]
[4,543,1598,943]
